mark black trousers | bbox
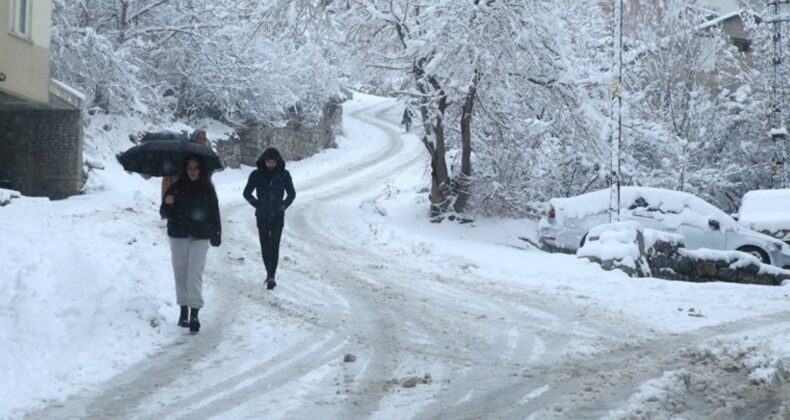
[256,217,283,279]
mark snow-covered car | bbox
[737,189,790,245]
[538,186,790,268]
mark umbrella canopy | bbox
[117,140,223,177]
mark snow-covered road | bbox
[15,94,790,419]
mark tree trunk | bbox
[413,60,451,216]
[117,0,129,43]
[396,17,451,217]
[174,76,189,119]
[430,94,451,216]
[453,70,479,213]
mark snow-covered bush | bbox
[577,222,651,277]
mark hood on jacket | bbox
[256,147,286,171]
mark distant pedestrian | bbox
[161,154,221,333]
[191,129,208,145]
[243,148,295,290]
[401,108,412,132]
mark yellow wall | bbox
[0,0,52,103]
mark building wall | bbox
[0,0,52,103]
[0,107,83,199]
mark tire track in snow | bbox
[282,102,601,418]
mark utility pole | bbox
[768,0,790,188]
[610,0,623,222]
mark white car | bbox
[539,186,790,268]
[737,189,790,245]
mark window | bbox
[8,0,32,39]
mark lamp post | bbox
[610,0,623,223]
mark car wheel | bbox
[737,246,770,264]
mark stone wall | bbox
[645,241,790,286]
[237,101,343,167]
[579,227,790,286]
[0,107,83,199]
[212,133,241,170]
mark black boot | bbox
[189,308,200,333]
[178,306,189,327]
[265,271,277,290]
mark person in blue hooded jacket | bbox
[243,147,295,289]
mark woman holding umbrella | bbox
[161,130,208,203]
[161,154,222,333]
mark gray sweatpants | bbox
[169,237,209,308]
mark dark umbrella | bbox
[117,140,223,177]
[140,130,189,143]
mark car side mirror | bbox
[708,219,721,231]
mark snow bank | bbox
[607,342,789,419]
[0,114,205,418]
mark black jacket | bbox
[161,179,221,244]
[243,148,295,223]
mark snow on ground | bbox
[4,93,790,419]
[350,126,790,334]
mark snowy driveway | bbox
[20,95,790,419]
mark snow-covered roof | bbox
[698,10,743,30]
[549,186,736,231]
[551,187,725,217]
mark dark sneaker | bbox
[266,279,277,290]
[178,306,189,327]
[189,318,200,333]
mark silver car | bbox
[539,186,790,268]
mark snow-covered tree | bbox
[51,0,343,126]
[51,0,781,216]
[621,0,770,211]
